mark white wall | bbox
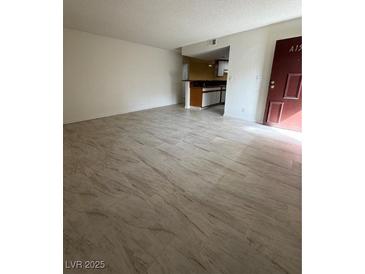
[64,28,182,123]
[182,18,302,123]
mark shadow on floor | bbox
[205,104,225,116]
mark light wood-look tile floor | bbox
[64,104,301,274]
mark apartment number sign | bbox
[289,44,302,53]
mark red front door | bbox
[264,36,302,131]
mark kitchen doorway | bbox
[182,46,230,116]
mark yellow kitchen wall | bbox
[183,57,227,81]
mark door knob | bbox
[270,81,275,84]
[270,85,275,89]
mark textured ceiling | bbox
[64,0,301,50]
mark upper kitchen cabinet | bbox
[217,60,228,77]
